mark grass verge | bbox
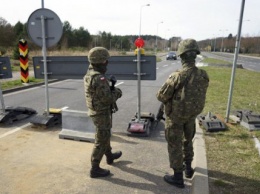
[1,77,43,90]
[200,66,260,194]
[201,58,232,64]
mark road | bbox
[1,56,182,134]
[201,52,260,72]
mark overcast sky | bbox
[1,0,259,41]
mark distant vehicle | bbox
[166,51,177,60]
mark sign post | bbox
[127,37,155,137]
[27,7,63,126]
[135,37,145,121]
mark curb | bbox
[192,119,209,194]
[2,79,63,94]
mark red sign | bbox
[134,37,145,48]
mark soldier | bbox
[156,39,209,188]
[84,47,123,178]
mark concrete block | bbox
[59,109,95,143]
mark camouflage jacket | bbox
[156,63,209,119]
[84,65,122,116]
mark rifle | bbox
[156,103,165,122]
[109,75,118,113]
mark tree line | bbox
[0,17,171,59]
[1,16,259,58]
[198,33,260,54]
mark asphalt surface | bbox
[201,52,260,72]
[0,117,208,194]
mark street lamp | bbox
[155,21,163,54]
[212,34,217,52]
[239,19,250,53]
[139,4,150,37]
[219,29,228,52]
[164,29,170,51]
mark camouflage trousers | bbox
[90,113,112,166]
[165,116,196,173]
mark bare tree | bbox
[0,17,15,47]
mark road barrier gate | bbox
[32,55,156,139]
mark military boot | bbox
[106,151,122,165]
[90,164,110,178]
[184,161,194,178]
[164,172,184,188]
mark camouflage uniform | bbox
[156,39,209,188]
[84,47,122,178]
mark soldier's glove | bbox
[114,88,122,98]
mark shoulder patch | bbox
[100,76,106,81]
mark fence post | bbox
[19,39,29,83]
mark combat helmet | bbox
[88,47,110,64]
[177,39,200,56]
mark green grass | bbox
[201,58,232,64]
[1,77,43,90]
[200,66,260,194]
[11,65,21,71]
[201,66,260,115]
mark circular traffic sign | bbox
[27,8,63,48]
[135,37,145,48]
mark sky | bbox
[1,0,260,41]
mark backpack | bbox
[171,67,209,118]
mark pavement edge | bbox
[191,119,209,194]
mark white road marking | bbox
[0,123,31,139]
[163,65,168,67]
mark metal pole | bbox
[137,4,149,121]
[220,29,228,52]
[214,36,216,52]
[0,84,5,113]
[41,15,50,116]
[41,0,44,8]
[139,4,150,37]
[137,48,141,121]
[225,0,245,123]
[155,21,163,54]
[221,37,224,52]
[155,24,158,54]
[139,6,142,37]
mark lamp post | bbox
[139,4,150,37]
[155,21,163,54]
[239,19,250,53]
[213,34,217,52]
[164,29,170,51]
[219,29,228,52]
[136,3,149,122]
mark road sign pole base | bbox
[30,108,62,128]
[0,106,37,124]
[127,112,155,137]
